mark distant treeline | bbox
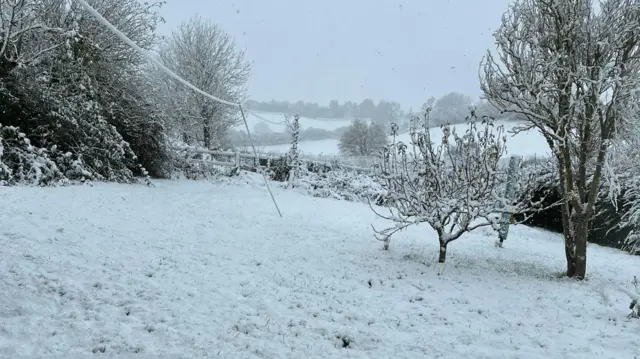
[245,98,405,123]
[245,92,516,125]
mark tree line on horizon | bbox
[245,93,511,125]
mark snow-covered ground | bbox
[261,120,551,158]
[234,111,362,133]
[1,173,639,358]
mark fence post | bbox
[235,151,241,168]
[497,155,522,248]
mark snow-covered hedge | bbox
[285,169,385,204]
[511,154,640,254]
[169,143,233,180]
[0,123,154,187]
[0,125,73,186]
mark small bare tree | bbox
[481,0,640,279]
[372,110,508,263]
[339,119,387,157]
[157,16,250,149]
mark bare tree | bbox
[372,111,507,263]
[339,119,387,156]
[157,16,250,149]
[481,0,640,279]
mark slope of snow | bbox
[234,112,361,133]
[1,174,638,358]
[261,120,551,158]
[258,138,341,157]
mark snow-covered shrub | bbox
[169,143,230,180]
[96,76,171,179]
[0,125,66,186]
[372,110,508,262]
[0,47,156,184]
[0,0,166,186]
[290,168,384,203]
[274,119,384,202]
[7,80,139,182]
[265,156,291,182]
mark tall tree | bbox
[481,0,640,279]
[157,16,251,149]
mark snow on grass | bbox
[234,112,362,133]
[261,120,551,158]
[1,173,639,358]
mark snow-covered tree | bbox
[431,92,473,126]
[0,0,168,184]
[157,16,251,150]
[372,110,507,262]
[481,0,640,279]
[286,114,301,189]
[338,119,388,157]
[0,0,74,77]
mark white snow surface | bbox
[261,120,551,158]
[1,173,639,358]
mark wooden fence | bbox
[171,146,374,174]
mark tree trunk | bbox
[438,243,447,263]
[203,122,211,149]
[574,216,589,279]
[561,200,577,278]
[564,240,577,277]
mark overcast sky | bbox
[158,0,513,109]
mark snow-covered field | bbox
[261,120,551,158]
[1,173,639,358]
[235,111,362,133]
[258,139,343,157]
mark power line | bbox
[248,111,287,126]
[74,0,282,218]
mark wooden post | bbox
[235,151,241,168]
